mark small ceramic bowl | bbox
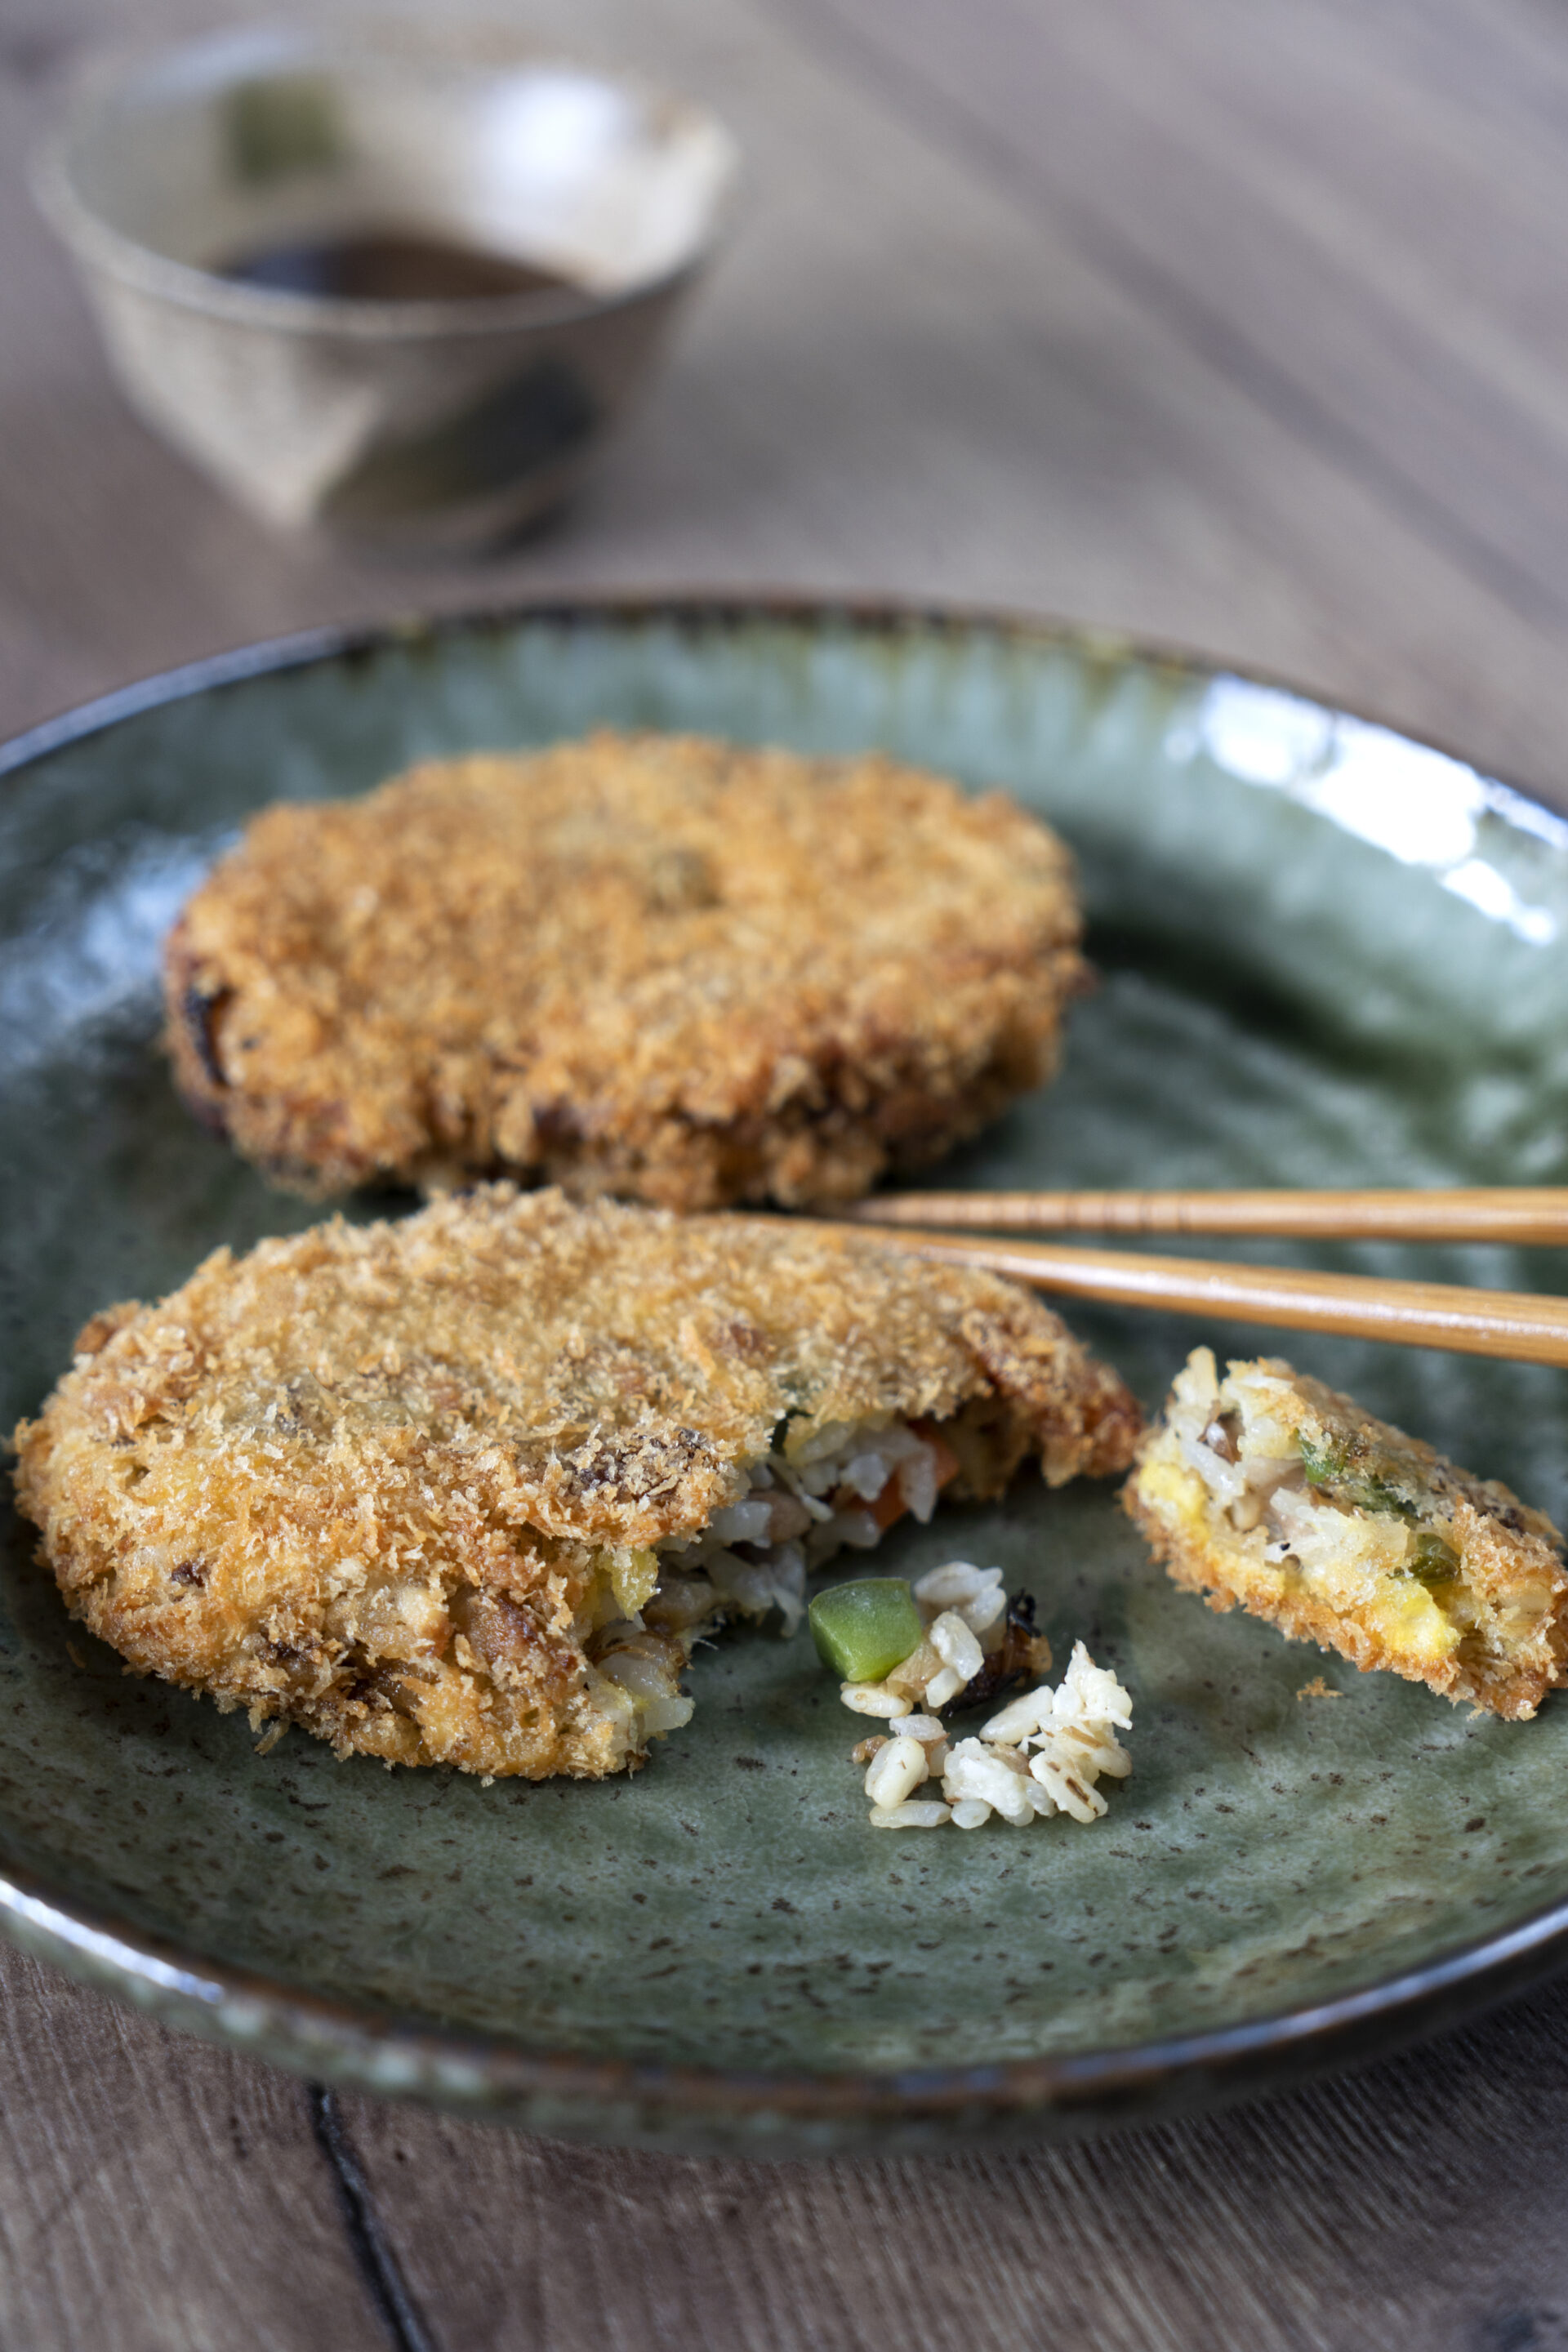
[34,23,737,552]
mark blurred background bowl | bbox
[33,20,738,554]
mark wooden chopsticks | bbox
[837,1187,1568,1245]
[830,1228,1568,1365]
[811,1192,1568,1366]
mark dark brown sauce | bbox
[216,228,579,303]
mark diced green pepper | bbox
[808,1579,924,1684]
[1405,1531,1460,1586]
[1297,1435,1343,1486]
[1298,1436,1414,1519]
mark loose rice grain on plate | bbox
[837,1559,1134,1833]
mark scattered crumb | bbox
[65,1641,86,1671]
[1297,1677,1342,1701]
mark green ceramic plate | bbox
[4,599,1568,2157]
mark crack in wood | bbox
[308,2087,439,2352]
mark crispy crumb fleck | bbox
[1297,1677,1342,1701]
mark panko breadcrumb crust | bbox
[1125,1356,1568,1720]
[13,1187,1139,1780]
[163,731,1087,1207]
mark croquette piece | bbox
[163,731,1086,1208]
[1125,1348,1568,1720]
[13,1187,1139,1780]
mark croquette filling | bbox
[1154,1352,1544,1677]
[579,1410,974,1749]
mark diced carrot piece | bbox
[838,1423,964,1535]
[870,1478,909,1532]
[910,1419,962,1490]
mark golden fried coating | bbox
[14,1188,1138,1780]
[164,731,1085,1207]
[1125,1348,1568,1719]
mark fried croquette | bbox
[163,731,1087,1208]
[1125,1348,1568,1719]
[13,1187,1139,1780]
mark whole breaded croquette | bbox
[13,1187,1139,1780]
[163,731,1087,1207]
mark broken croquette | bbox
[12,1186,1141,1780]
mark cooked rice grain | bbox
[840,1572,1134,1833]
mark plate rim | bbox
[2,1837,1567,2145]
[5,588,1567,2146]
[4,586,1555,807]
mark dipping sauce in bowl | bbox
[34,24,737,550]
[218,229,582,305]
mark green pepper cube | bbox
[1406,1531,1460,1586]
[808,1579,924,1685]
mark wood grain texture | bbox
[782,0,1568,621]
[333,1986,1568,2352]
[0,1956,385,2351]
[762,0,1568,796]
[5,0,1568,2343]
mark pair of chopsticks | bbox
[826,1188,1568,1367]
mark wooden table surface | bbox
[6,0,1568,2343]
